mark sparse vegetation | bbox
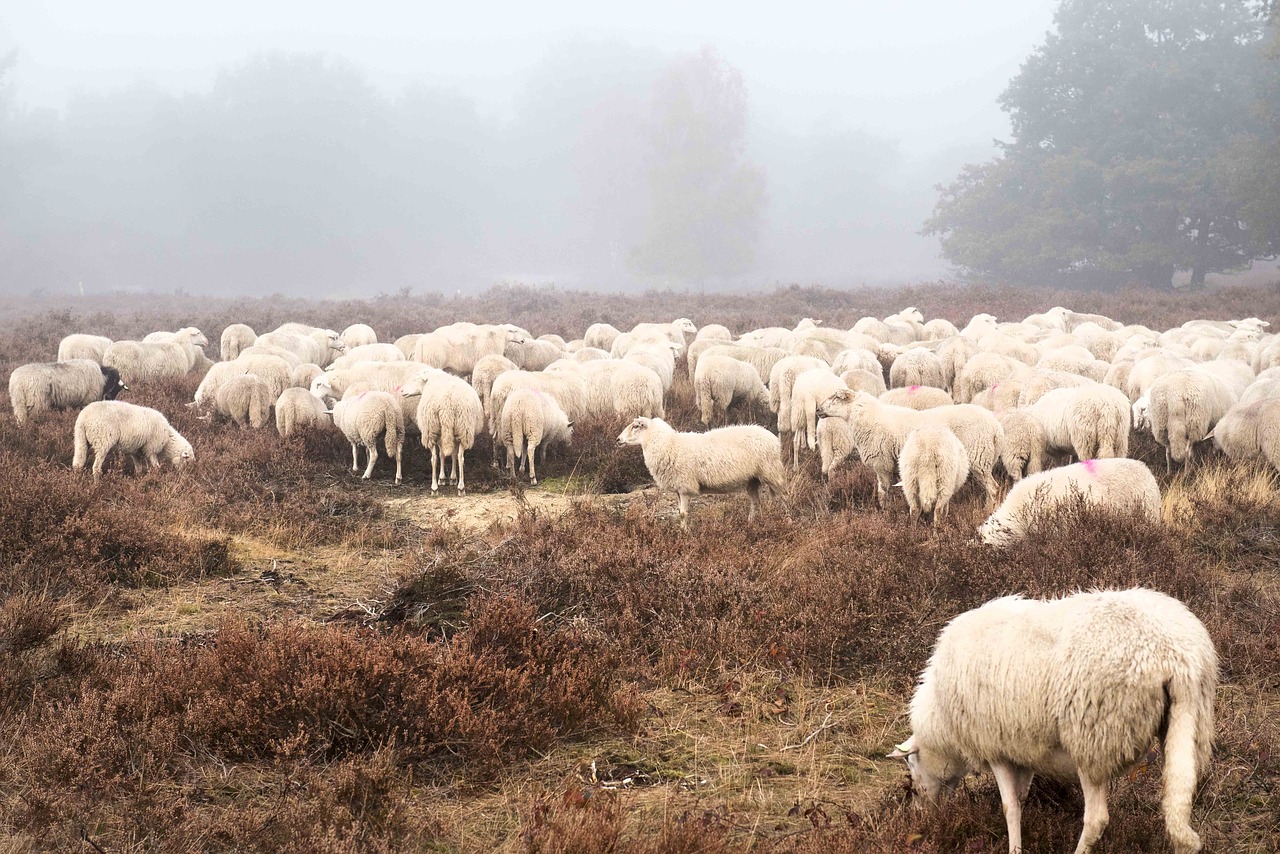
[0,282,1277,852]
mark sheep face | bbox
[101,367,128,401]
[816,389,873,421]
[674,318,697,336]
[617,418,651,445]
[165,431,195,467]
[1132,396,1151,431]
[179,327,210,348]
[976,515,1015,547]
[888,738,968,802]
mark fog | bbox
[0,2,1057,295]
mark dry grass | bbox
[0,283,1278,852]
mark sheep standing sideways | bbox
[498,388,574,485]
[324,388,405,484]
[58,333,113,364]
[73,401,194,478]
[892,588,1216,854]
[617,417,787,530]
[977,458,1161,547]
[9,360,127,425]
[897,425,969,526]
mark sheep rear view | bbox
[893,588,1216,854]
[897,425,969,526]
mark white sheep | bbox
[275,387,329,437]
[290,363,324,391]
[695,354,770,426]
[1147,369,1239,471]
[314,362,421,398]
[970,381,1023,414]
[213,374,273,429]
[879,386,953,410]
[952,352,1027,404]
[789,369,848,470]
[829,346,882,377]
[935,336,979,392]
[72,400,194,478]
[256,329,346,368]
[922,318,960,341]
[997,410,1049,481]
[393,333,423,360]
[897,424,969,526]
[400,368,484,493]
[1017,368,1095,406]
[142,327,209,370]
[340,323,378,348]
[617,417,787,530]
[1063,309,1124,332]
[583,322,623,352]
[238,344,303,369]
[58,333,113,364]
[219,324,257,361]
[976,458,1160,547]
[892,587,1215,854]
[1212,398,1280,472]
[498,388,574,485]
[624,340,682,393]
[470,353,519,430]
[9,360,127,425]
[538,333,568,349]
[769,355,829,434]
[548,359,664,423]
[694,344,788,387]
[1026,384,1131,462]
[327,343,405,371]
[889,348,946,389]
[102,340,192,385]
[839,368,887,397]
[817,390,1002,509]
[816,415,856,477]
[326,388,405,484]
[694,323,733,342]
[504,338,564,371]
[414,323,526,375]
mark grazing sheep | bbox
[219,324,257,361]
[997,410,1049,481]
[498,388,574,485]
[58,333,113,364]
[694,323,733,342]
[816,415,856,477]
[624,341,681,393]
[275,387,329,437]
[9,360,127,425]
[1127,351,1195,402]
[327,343,405,371]
[976,458,1160,547]
[489,369,588,432]
[238,344,303,369]
[505,338,564,371]
[1148,369,1239,471]
[1017,369,1095,406]
[213,374,273,429]
[538,333,568,349]
[953,352,1027,404]
[1212,398,1280,472]
[583,323,623,352]
[817,390,1003,509]
[879,386,953,410]
[340,323,377,348]
[290,363,324,391]
[1240,377,1280,405]
[327,389,405,484]
[1027,384,1131,462]
[769,355,829,434]
[400,369,484,493]
[471,353,520,430]
[256,329,346,368]
[889,348,946,389]
[897,425,969,526]
[72,401,194,478]
[971,381,1023,414]
[789,369,848,470]
[570,347,610,362]
[1064,309,1124,332]
[696,354,770,426]
[893,587,1215,854]
[839,368,887,397]
[315,362,421,398]
[695,344,788,386]
[103,340,192,385]
[935,335,979,392]
[617,417,787,530]
[548,359,665,423]
[143,327,210,371]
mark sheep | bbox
[212,374,273,429]
[695,354,770,426]
[1026,384,1131,462]
[892,587,1216,854]
[976,458,1160,547]
[583,323,623,352]
[830,346,882,377]
[889,348,946,389]
[694,323,733,342]
[686,338,729,381]
[1127,351,1195,402]
[789,369,848,470]
[9,360,127,425]
[571,347,610,362]
[840,368,887,397]
[1064,309,1124,332]
[400,369,483,493]
[897,424,969,526]
[816,390,1002,509]
[489,370,588,434]
[505,338,564,371]
[471,353,520,429]
[879,386,953,410]
[817,415,856,477]
[275,387,329,437]
[623,341,681,393]
[256,329,346,367]
[58,333,113,364]
[315,362,422,398]
[1022,305,1070,330]
[290,363,324,391]
[415,323,526,375]
[340,323,377,348]
[538,333,568,349]
[971,381,1023,414]
[695,344,788,387]
[102,340,192,385]
[1240,377,1280,405]
[1211,398,1280,472]
[325,388,405,484]
[628,318,698,348]
[922,318,960,340]
[218,324,257,361]
[498,388,574,485]
[238,344,303,369]
[952,352,1027,404]
[617,417,786,530]
[1148,369,1239,471]
[327,343,405,371]
[769,356,829,434]
[393,333,424,360]
[72,400,194,479]
[143,327,209,370]
[934,335,978,393]
[998,410,1050,481]
[549,359,665,423]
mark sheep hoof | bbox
[530,477,538,486]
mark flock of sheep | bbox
[9,302,1272,852]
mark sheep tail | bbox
[1161,670,1213,853]
[72,417,88,469]
[385,411,404,461]
[438,416,456,460]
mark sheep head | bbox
[617,417,650,445]
[888,735,970,803]
[673,318,697,336]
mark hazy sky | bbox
[2,1,1056,158]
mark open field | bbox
[1,282,1278,852]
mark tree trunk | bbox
[1189,264,1207,290]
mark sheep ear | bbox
[566,421,574,428]
[887,737,918,759]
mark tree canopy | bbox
[925,0,1277,289]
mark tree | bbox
[630,47,766,284]
[926,0,1274,290]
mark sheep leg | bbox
[746,481,761,523]
[430,447,440,492]
[792,429,804,473]
[1165,446,1172,474]
[1075,774,1110,854]
[976,468,999,509]
[528,441,539,485]
[457,451,466,495]
[350,443,360,474]
[506,442,516,475]
[394,441,403,485]
[91,445,106,480]
[677,492,692,531]
[363,442,379,479]
[991,761,1031,854]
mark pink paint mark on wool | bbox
[909,385,920,392]
[1081,459,1099,475]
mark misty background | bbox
[0,2,1109,296]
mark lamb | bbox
[976,458,1160,547]
[695,354,770,426]
[879,386,953,410]
[617,417,787,530]
[142,327,209,370]
[583,322,623,352]
[897,424,969,525]
[219,324,256,361]
[102,340,192,385]
[399,369,483,493]
[275,387,329,437]
[1148,369,1239,470]
[213,374,273,429]
[72,400,194,478]
[1211,398,1280,472]
[9,360,127,425]
[1026,384,1131,461]
[340,323,377,348]
[58,333,113,364]
[324,388,405,484]
[789,369,848,470]
[840,368,887,397]
[498,388,574,485]
[816,390,1003,509]
[892,587,1216,854]
[889,348,946,389]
